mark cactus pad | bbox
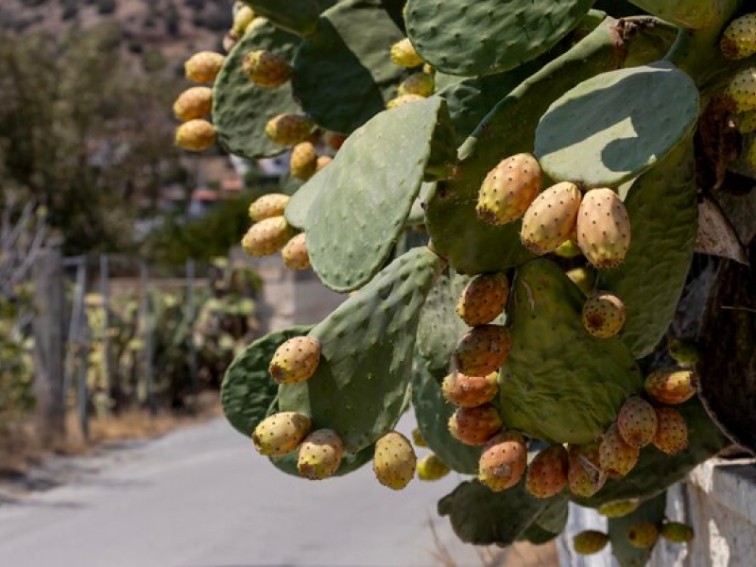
[242,0,333,37]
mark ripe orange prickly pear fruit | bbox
[520,182,581,255]
[281,233,310,270]
[478,431,527,491]
[448,404,503,446]
[476,154,542,226]
[581,291,626,338]
[386,94,425,109]
[577,188,631,269]
[652,407,688,455]
[573,530,609,555]
[173,87,213,122]
[598,499,639,518]
[315,155,332,172]
[455,272,509,327]
[265,114,314,145]
[251,411,311,457]
[175,119,217,152]
[644,368,697,405]
[242,49,292,87]
[566,267,596,296]
[599,424,639,477]
[184,51,225,83]
[411,428,428,448]
[390,37,423,68]
[373,431,416,490]
[567,443,606,498]
[416,454,450,481]
[628,522,659,549]
[661,521,695,543]
[454,325,511,377]
[398,73,435,97]
[441,371,498,408]
[249,193,290,221]
[289,142,318,180]
[297,429,343,480]
[525,444,568,499]
[617,396,657,448]
[269,336,321,384]
[723,67,756,113]
[241,216,293,256]
[720,13,756,60]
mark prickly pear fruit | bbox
[554,239,582,258]
[661,521,695,543]
[734,110,756,134]
[721,13,756,60]
[723,67,756,114]
[448,404,503,446]
[390,37,423,68]
[251,411,311,457]
[282,233,310,270]
[455,273,509,327]
[478,431,527,492]
[598,500,639,518]
[373,431,416,490]
[265,114,314,146]
[416,454,450,481]
[581,291,626,339]
[644,368,697,405]
[175,119,217,152]
[269,336,321,384]
[668,339,700,367]
[316,155,332,172]
[628,522,659,549]
[525,444,568,499]
[386,94,425,109]
[411,428,428,448]
[441,371,498,408]
[173,87,213,122]
[476,154,542,226]
[652,407,688,455]
[599,424,639,477]
[573,530,609,555]
[184,51,225,83]
[566,267,596,296]
[242,49,292,87]
[297,429,344,480]
[617,396,657,448]
[454,325,511,377]
[241,216,293,257]
[249,193,290,221]
[398,73,435,97]
[520,182,581,255]
[567,443,606,498]
[576,188,631,269]
[323,131,346,150]
[290,142,318,180]
[231,5,255,37]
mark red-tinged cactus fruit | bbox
[567,443,606,498]
[184,51,225,83]
[175,119,217,152]
[576,188,631,269]
[617,396,658,448]
[652,407,689,455]
[644,368,697,405]
[390,37,423,68]
[315,155,332,172]
[448,404,503,446]
[598,500,639,518]
[566,267,596,296]
[581,291,627,339]
[454,325,511,377]
[386,94,425,109]
[268,336,321,384]
[173,87,213,122]
[416,454,450,481]
[398,73,435,97]
[249,193,290,222]
[455,272,509,327]
[573,530,610,555]
[599,424,639,477]
[441,371,499,408]
[476,153,542,226]
[478,431,528,492]
[661,521,695,543]
[628,522,660,549]
[525,444,569,499]
[723,67,756,113]
[242,49,292,87]
[520,181,582,255]
[241,216,294,257]
[720,13,756,60]
[323,131,347,150]
[289,141,318,180]
[297,429,344,480]
[282,233,310,271]
[265,114,315,145]
[251,411,312,457]
[373,431,416,490]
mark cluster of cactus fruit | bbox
[177,1,756,565]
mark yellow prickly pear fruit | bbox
[720,13,756,60]
[567,443,606,498]
[723,67,756,113]
[390,37,423,68]
[441,371,498,408]
[249,193,290,221]
[297,429,343,480]
[478,431,527,492]
[386,94,425,109]
[581,291,626,339]
[232,5,255,37]
[652,407,688,455]
[476,154,542,226]
[746,138,756,169]
[554,239,582,258]
[265,114,314,145]
[268,336,321,384]
[520,182,581,255]
[251,411,311,457]
[455,272,509,327]
[661,521,695,543]
[416,454,450,481]
[175,119,217,152]
[184,51,225,83]
[453,324,511,377]
[373,431,416,490]
[315,155,332,172]
[525,444,568,499]
[599,424,639,477]
[598,499,639,518]
[576,188,631,269]
[281,233,310,270]
[241,216,293,256]
[667,339,700,367]
[289,142,318,180]
[733,110,756,134]
[573,530,609,555]
[397,73,435,97]
[566,267,596,296]
[243,49,293,87]
[617,396,657,448]
[644,368,697,405]
[448,404,503,446]
[173,87,213,122]
[628,522,659,549]
[411,428,428,448]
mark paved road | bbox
[0,417,496,567]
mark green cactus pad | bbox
[212,18,301,159]
[534,62,699,188]
[277,247,443,452]
[305,97,455,292]
[404,0,594,77]
[405,182,434,227]
[499,259,642,444]
[533,495,569,534]
[411,354,481,474]
[608,492,666,567]
[626,0,726,29]
[599,142,697,358]
[519,523,559,544]
[220,325,312,437]
[283,167,325,229]
[242,0,333,36]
